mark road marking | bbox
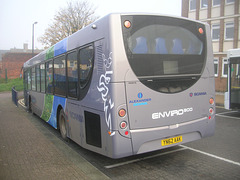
[216,114,240,120]
[104,147,187,169]
[180,145,240,167]
[18,99,25,107]
[215,110,240,120]
[18,99,27,109]
[216,110,239,116]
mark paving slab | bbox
[0,92,109,180]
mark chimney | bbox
[23,43,28,51]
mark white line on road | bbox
[105,144,240,169]
[215,110,240,120]
[216,114,240,120]
[180,145,240,167]
[216,110,239,116]
[104,147,187,169]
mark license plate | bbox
[161,136,182,146]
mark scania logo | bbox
[190,92,207,97]
[152,107,193,120]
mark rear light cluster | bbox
[208,98,215,120]
[118,109,126,117]
[118,108,129,136]
[120,121,127,129]
[209,98,214,105]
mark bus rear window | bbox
[121,15,207,93]
[128,24,203,55]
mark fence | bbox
[12,86,18,107]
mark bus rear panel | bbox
[108,14,215,158]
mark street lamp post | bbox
[32,21,38,57]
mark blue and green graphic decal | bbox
[45,38,67,60]
[41,94,66,129]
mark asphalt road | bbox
[70,107,240,180]
[2,92,240,179]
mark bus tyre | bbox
[59,109,68,141]
[28,96,32,113]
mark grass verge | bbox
[0,78,24,92]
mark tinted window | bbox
[79,46,94,89]
[36,65,40,92]
[46,60,53,94]
[27,69,31,90]
[24,70,28,90]
[54,55,66,96]
[67,51,78,98]
[40,64,45,92]
[128,25,203,55]
[122,15,206,93]
[31,67,36,91]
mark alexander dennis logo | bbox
[138,93,143,99]
[129,92,151,106]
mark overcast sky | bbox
[0,0,181,50]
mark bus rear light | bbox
[209,108,214,114]
[124,20,131,28]
[118,108,126,117]
[209,98,214,105]
[199,28,204,34]
[125,131,129,135]
[120,121,127,129]
[208,116,212,120]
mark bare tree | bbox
[39,0,98,48]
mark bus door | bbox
[229,57,240,109]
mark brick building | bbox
[0,44,42,79]
[182,0,240,92]
[1,53,35,79]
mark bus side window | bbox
[31,67,36,91]
[54,55,66,97]
[133,36,148,54]
[46,60,53,94]
[79,45,94,89]
[67,51,78,98]
[40,64,45,93]
[27,69,31,90]
[36,65,40,92]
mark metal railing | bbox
[12,86,18,107]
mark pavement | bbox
[0,91,228,180]
[0,92,110,180]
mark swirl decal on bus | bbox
[97,52,115,136]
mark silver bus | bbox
[23,13,215,159]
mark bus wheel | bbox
[59,109,68,141]
[28,96,32,113]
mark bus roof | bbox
[23,12,206,69]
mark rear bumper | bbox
[130,116,215,155]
